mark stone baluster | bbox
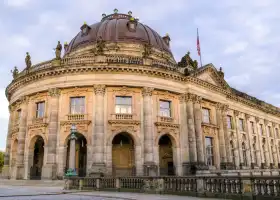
[186,93,197,164]
[2,107,13,176]
[216,103,227,169]
[179,93,190,175]
[254,117,262,167]
[91,84,106,174]
[16,96,29,179]
[234,110,243,168]
[244,114,252,167]
[42,88,60,179]
[193,95,205,166]
[142,87,157,176]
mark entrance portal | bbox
[112,132,135,176]
[65,133,87,177]
[30,136,44,180]
[159,134,175,176]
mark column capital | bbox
[234,110,240,117]
[245,114,250,120]
[94,84,106,95]
[179,93,186,103]
[48,88,61,97]
[255,117,260,123]
[272,122,276,127]
[19,96,29,105]
[193,94,202,104]
[142,87,154,96]
[264,119,269,126]
[215,102,223,110]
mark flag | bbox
[197,28,201,56]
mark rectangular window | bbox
[239,119,244,131]
[159,100,171,117]
[268,126,272,137]
[202,108,210,124]
[260,124,263,135]
[70,97,85,114]
[276,128,279,139]
[250,122,255,134]
[115,96,132,114]
[227,115,233,129]
[36,101,45,118]
[205,137,214,166]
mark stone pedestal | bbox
[51,59,61,67]
[89,163,106,177]
[143,162,158,176]
[42,164,57,180]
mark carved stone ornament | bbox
[142,44,152,58]
[179,93,186,103]
[193,94,202,104]
[216,103,223,110]
[94,84,106,95]
[112,86,135,96]
[234,110,240,116]
[142,87,154,97]
[185,93,195,102]
[272,122,276,127]
[157,126,179,135]
[25,52,32,70]
[111,125,137,134]
[11,66,19,79]
[255,117,260,123]
[264,119,268,126]
[19,96,29,105]
[202,125,218,136]
[48,88,61,97]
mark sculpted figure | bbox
[25,52,32,69]
[55,41,62,59]
[96,36,106,55]
[11,66,19,79]
[142,44,152,58]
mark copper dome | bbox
[65,13,172,55]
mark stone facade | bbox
[3,12,280,179]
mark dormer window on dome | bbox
[127,11,138,32]
[162,33,171,47]
[80,22,91,36]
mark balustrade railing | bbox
[67,114,87,121]
[157,116,174,123]
[112,113,133,120]
[65,175,280,199]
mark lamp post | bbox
[66,124,78,177]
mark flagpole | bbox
[197,28,203,67]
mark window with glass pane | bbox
[268,126,272,137]
[242,142,247,166]
[70,97,85,114]
[205,137,214,166]
[276,128,279,139]
[239,119,244,131]
[36,101,45,118]
[230,141,235,166]
[159,100,171,117]
[250,122,255,134]
[115,96,132,114]
[260,124,263,135]
[227,115,233,129]
[202,108,210,124]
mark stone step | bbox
[0,179,64,187]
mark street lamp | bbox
[65,124,78,177]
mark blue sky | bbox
[0,0,280,151]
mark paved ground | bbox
[0,185,221,200]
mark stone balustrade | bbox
[112,113,133,120]
[157,116,174,123]
[67,114,87,121]
[65,175,280,199]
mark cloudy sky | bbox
[0,0,280,151]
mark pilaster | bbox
[254,117,262,167]
[233,110,242,168]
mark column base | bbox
[16,164,24,180]
[89,163,106,177]
[42,164,57,180]
[1,165,10,179]
[143,162,158,176]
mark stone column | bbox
[234,110,243,169]
[91,84,106,175]
[179,93,190,175]
[16,96,29,179]
[142,87,157,176]
[254,117,262,167]
[244,114,252,167]
[2,108,13,177]
[216,103,227,169]
[263,120,271,167]
[42,88,60,179]
[69,134,77,171]
[186,93,197,164]
[193,95,205,167]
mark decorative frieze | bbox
[48,88,61,97]
[94,84,106,95]
[141,87,154,96]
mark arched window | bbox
[230,141,235,166]
[242,142,247,166]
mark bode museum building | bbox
[3,10,280,180]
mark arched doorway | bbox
[65,133,87,177]
[159,134,175,176]
[112,132,135,176]
[30,136,44,180]
[10,139,18,179]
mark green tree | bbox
[0,151,4,172]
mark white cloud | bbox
[10,35,31,47]
[226,74,251,87]
[224,41,248,55]
[0,89,9,120]
[4,0,32,7]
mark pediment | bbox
[190,64,230,90]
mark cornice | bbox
[60,120,91,126]
[6,56,280,118]
[108,120,141,125]
[154,122,179,128]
